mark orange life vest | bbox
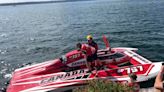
[81,44,96,56]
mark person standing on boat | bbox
[86,35,103,70]
[76,43,96,73]
[154,65,164,92]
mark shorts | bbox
[87,53,97,62]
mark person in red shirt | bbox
[76,43,97,73]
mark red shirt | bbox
[81,44,96,56]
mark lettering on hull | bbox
[67,59,86,67]
[40,69,87,84]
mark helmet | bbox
[86,35,93,40]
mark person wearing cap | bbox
[76,43,97,73]
[86,35,104,70]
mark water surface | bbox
[0,0,164,90]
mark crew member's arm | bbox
[95,43,98,51]
[154,66,164,90]
[81,50,86,54]
[81,50,88,58]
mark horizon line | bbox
[0,0,92,6]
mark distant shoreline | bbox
[0,0,92,6]
[0,1,62,6]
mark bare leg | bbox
[86,61,92,71]
[96,60,104,70]
[96,59,102,66]
[94,60,97,67]
[84,55,92,71]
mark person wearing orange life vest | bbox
[76,43,97,73]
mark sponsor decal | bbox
[40,69,88,84]
[126,50,150,63]
[71,59,86,67]
[69,53,81,59]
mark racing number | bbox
[117,66,143,74]
[69,54,81,59]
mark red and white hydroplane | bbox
[7,36,162,92]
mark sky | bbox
[0,0,61,4]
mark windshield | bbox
[98,53,125,60]
[110,53,124,58]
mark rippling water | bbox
[0,0,164,90]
